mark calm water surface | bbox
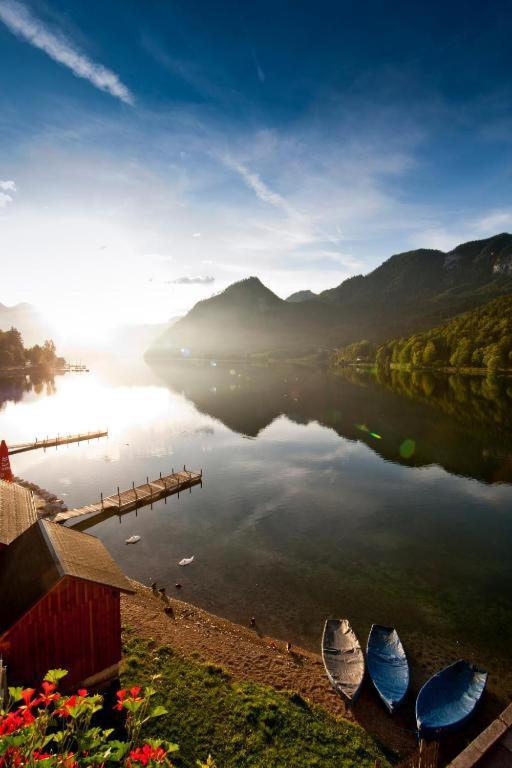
[1,359,512,698]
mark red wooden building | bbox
[0,519,134,689]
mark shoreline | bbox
[121,581,508,764]
[0,364,62,378]
[121,581,415,761]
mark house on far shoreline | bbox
[0,519,134,689]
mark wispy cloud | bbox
[167,275,215,285]
[0,0,134,104]
[0,179,16,207]
[222,155,296,217]
[251,49,266,83]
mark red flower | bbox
[128,744,167,766]
[77,688,88,697]
[38,680,60,707]
[55,695,77,718]
[114,688,128,711]
[0,711,25,735]
[129,686,141,699]
[20,688,36,707]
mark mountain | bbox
[147,234,512,359]
[0,302,54,346]
[147,277,331,358]
[286,290,317,302]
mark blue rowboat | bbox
[367,624,409,713]
[416,660,487,738]
[322,619,365,703]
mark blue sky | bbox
[1,0,512,336]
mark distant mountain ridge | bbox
[286,290,317,303]
[147,233,512,359]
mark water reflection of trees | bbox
[151,361,512,484]
[374,368,512,434]
[0,374,56,411]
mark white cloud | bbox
[0,180,16,191]
[0,192,13,207]
[167,275,215,285]
[411,208,512,253]
[475,209,512,234]
[222,155,297,217]
[0,0,134,104]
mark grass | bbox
[121,636,390,768]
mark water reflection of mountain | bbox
[150,361,512,484]
[0,374,56,411]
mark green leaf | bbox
[149,705,168,718]
[8,686,24,703]
[103,740,130,761]
[44,669,68,685]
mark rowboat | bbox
[367,624,409,713]
[416,660,487,737]
[322,619,365,703]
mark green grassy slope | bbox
[121,637,390,768]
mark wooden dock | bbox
[52,468,202,527]
[9,430,108,455]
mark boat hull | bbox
[322,619,365,703]
[416,660,487,738]
[367,624,409,713]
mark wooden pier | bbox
[52,467,202,527]
[9,430,108,455]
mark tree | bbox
[422,340,437,365]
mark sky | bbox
[1,0,512,339]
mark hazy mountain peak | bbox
[286,290,318,303]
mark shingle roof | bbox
[0,480,37,546]
[0,520,134,635]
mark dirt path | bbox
[121,581,416,760]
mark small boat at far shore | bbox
[322,619,365,703]
[416,660,487,738]
[367,624,409,713]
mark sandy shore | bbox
[121,580,416,760]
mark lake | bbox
[1,359,512,702]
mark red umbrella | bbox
[0,440,13,483]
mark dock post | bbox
[101,492,104,510]
[117,486,120,506]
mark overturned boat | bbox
[322,619,365,703]
[416,659,487,738]
[367,624,409,713]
